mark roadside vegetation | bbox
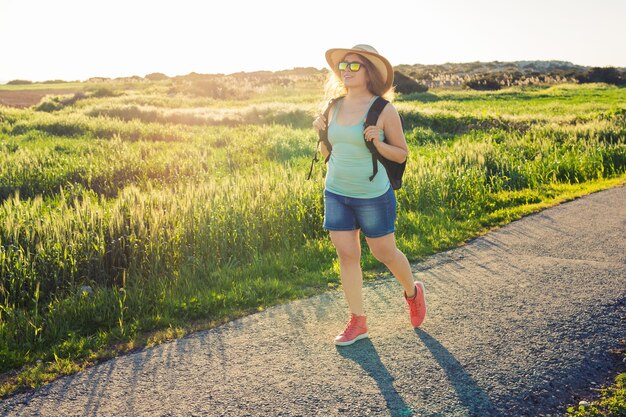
[567,344,626,417]
[1,71,625,403]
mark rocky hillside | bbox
[395,60,625,89]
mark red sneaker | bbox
[334,314,368,346]
[405,282,426,328]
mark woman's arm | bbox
[363,104,408,163]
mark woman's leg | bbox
[367,232,426,328]
[329,230,364,315]
[366,233,416,297]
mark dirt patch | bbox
[0,89,82,108]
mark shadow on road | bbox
[416,329,502,417]
[336,339,414,417]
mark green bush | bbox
[34,92,86,112]
[577,67,626,86]
[6,80,32,85]
[394,71,428,94]
[464,76,502,91]
[34,99,64,113]
[90,87,120,98]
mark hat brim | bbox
[325,47,394,92]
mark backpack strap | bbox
[319,97,340,163]
[363,97,389,181]
[307,97,340,180]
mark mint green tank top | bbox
[325,97,390,198]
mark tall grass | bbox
[0,81,624,391]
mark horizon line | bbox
[2,59,625,85]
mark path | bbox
[1,187,625,416]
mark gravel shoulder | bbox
[1,187,625,417]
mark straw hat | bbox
[325,44,394,92]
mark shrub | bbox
[6,79,33,85]
[577,67,626,86]
[34,92,87,112]
[394,71,429,94]
[90,87,120,98]
[34,99,64,112]
[145,72,169,81]
[464,76,502,90]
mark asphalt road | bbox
[1,186,625,417]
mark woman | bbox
[313,45,426,346]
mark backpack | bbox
[307,96,406,190]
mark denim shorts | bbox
[323,187,396,238]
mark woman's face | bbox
[340,53,368,89]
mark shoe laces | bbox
[406,293,421,314]
[341,315,361,337]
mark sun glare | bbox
[0,0,624,82]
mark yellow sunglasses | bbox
[338,61,363,72]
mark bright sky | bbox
[1,0,625,82]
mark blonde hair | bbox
[320,53,395,112]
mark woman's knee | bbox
[335,246,361,264]
[330,231,361,264]
[374,247,399,265]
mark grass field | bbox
[1,75,625,398]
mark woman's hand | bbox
[364,125,382,148]
[312,115,327,132]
